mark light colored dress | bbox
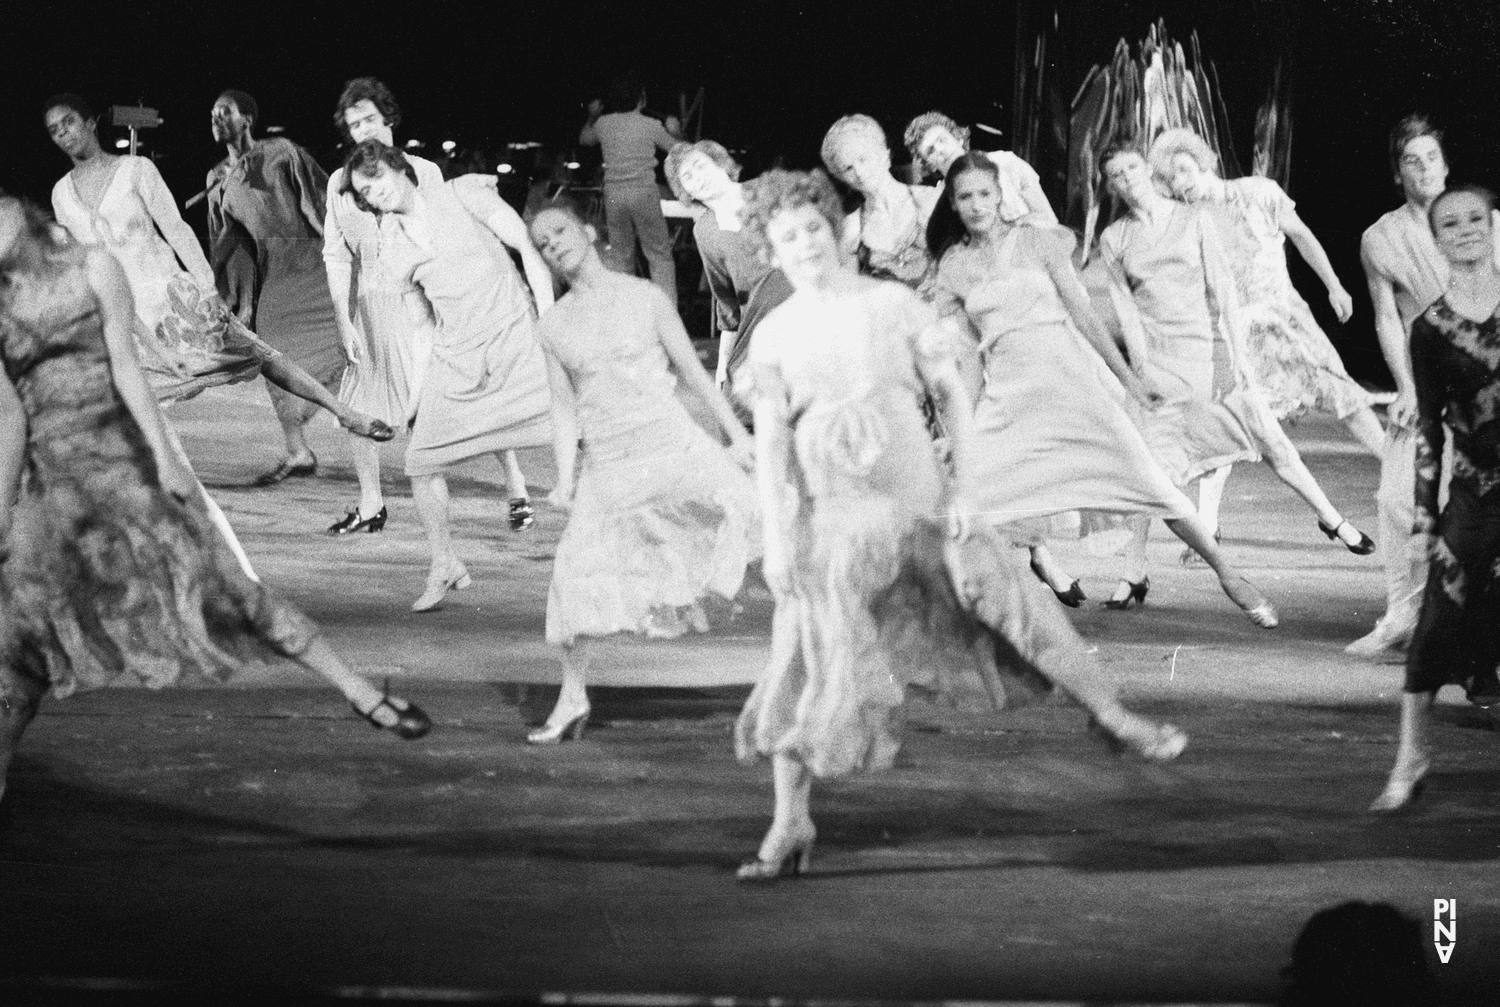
[934,227,1196,540]
[1099,203,1269,485]
[378,180,553,476]
[851,184,943,298]
[535,272,761,645]
[1206,177,1372,421]
[733,278,1126,779]
[323,154,444,425]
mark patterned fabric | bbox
[853,185,943,300]
[535,272,760,645]
[0,247,316,698]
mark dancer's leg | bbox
[1108,516,1152,604]
[1259,423,1367,543]
[1027,544,1078,595]
[501,450,529,500]
[350,435,384,518]
[1196,466,1232,537]
[1343,407,1386,456]
[740,752,816,876]
[1370,690,1434,812]
[411,473,455,577]
[266,381,318,464]
[1350,430,1424,654]
[1164,514,1276,620]
[530,641,592,743]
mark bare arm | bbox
[1040,233,1152,401]
[85,247,197,500]
[651,290,752,457]
[137,159,214,287]
[1018,175,1059,226]
[474,198,555,314]
[541,346,581,506]
[0,362,24,543]
[752,394,794,597]
[1283,209,1353,323]
[1102,251,1151,375]
[1362,240,1418,428]
[321,174,361,360]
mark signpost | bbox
[111,104,162,156]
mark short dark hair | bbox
[926,151,1002,261]
[42,92,95,124]
[217,89,259,128]
[1388,114,1445,179]
[1427,182,1498,233]
[340,140,419,213]
[603,75,644,114]
[1098,140,1145,175]
[334,77,401,142]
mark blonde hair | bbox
[1148,128,1219,180]
[820,114,887,172]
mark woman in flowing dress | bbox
[928,153,1277,625]
[1370,185,1500,812]
[731,169,1187,882]
[0,196,429,803]
[1098,147,1375,605]
[523,202,761,743]
[342,141,553,612]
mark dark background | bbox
[4,0,1498,385]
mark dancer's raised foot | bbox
[412,560,472,612]
[352,686,432,740]
[1223,576,1278,628]
[1318,517,1376,555]
[737,821,817,882]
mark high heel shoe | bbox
[1369,755,1430,813]
[1029,558,1086,608]
[1103,576,1149,610]
[352,681,432,740]
[736,825,816,882]
[1225,576,1278,628]
[509,497,535,532]
[326,505,388,536]
[526,705,590,745]
[1319,518,1376,555]
[412,561,472,612]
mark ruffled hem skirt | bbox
[1241,294,1373,422]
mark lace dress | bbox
[0,246,316,699]
[535,272,760,645]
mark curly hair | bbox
[42,92,95,125]
[1388,113,1445,180]
[664,140,742,209]
[339,140,419,213]
[1148,127,1218,180]
[740,169,845,259]
[334,77,401,142]
[903,111,969,172]
[820,114,887,173]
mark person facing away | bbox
[578,75,679,306]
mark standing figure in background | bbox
[343,142,553,612]
[1150,128,1385,560]
[0,196,429,807]
[1370,185,1500,812]
[1098,147,1374,606]
[578,76,678,305]
[665,139,794,421]
[525,203,760,744]
[207,89,347,486]
[323,78,444,537]
[1349,115,1453,659]
[903,110,1057,225]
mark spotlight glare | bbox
[114,139,130,149]
[405,139,421,148]
[441,140,457,152]
[565,161,580,170]
[496,163,514,174]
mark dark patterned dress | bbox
[1406,296,1500,700]
[0,245,317,700]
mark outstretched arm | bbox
[137,159,214,288]
[1362,240,1417,429]
[322,174,362,363]
[1040,231,1155,403]
[542,349,581,508]
[1283,209,1353,322]
[1102,250,1150,375]
[652,289,753,460]
[470,192,556,314]
[752,393,795,598]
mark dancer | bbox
[208,89,347,486]
[1150,129,1385,557]
[732,170,1187,882]
[342,141,552,611]
[929,153,1276,625]
[1098,146,1374,604]
[524,202,760,744]
[0,196,429,804]
[44,93,394,580]
[903,110,1057,224]
[323,78,445,536]
[1370,185,1500,812]
[578,76,678,303]
[664,139,794,416]
[1349,115,1453,658]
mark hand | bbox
[727,437,755,472]
[338,325,361,367]
[547,482,576,511]
[1389,388,1418,432]
[340,411,396,442]
[1327,287,1355,324]
[761,545,793,598]
[159,458,199,504]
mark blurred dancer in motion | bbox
[525,203,759,744]
[1350,115,1454,658]
[1099,146,1374,608]
[0,195,429,806]
[903,110,1057,224]
[208,89,347,486]
[928,152,1276,626]
[578,75,678,303]
[1150,128,1384,563]
[342,141,552,612]
[323,78,445,537]
[1370,185,1500,812]
[732,170,1186,883]
[665,139,793,420]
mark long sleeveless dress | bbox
[323,154,444,426]
[377,181,553,476]
[733,278,1134,779]
[934,228,1196,540]
[0,245,317,700]
[535,273,761,645]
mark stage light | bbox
[565,161,580,170]
[114,139,129,149]
[266,126,285,134]
[442,140,457,152]
[497,163,513,174]
[405,139,421,148]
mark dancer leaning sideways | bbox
[1371,185,1500,813]
[903,110,1058,225]
[524,202,760,744]
[0,196,430,805]
[731,170,1187,882]
[927,152,1277,626]
[342,141,553,611]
